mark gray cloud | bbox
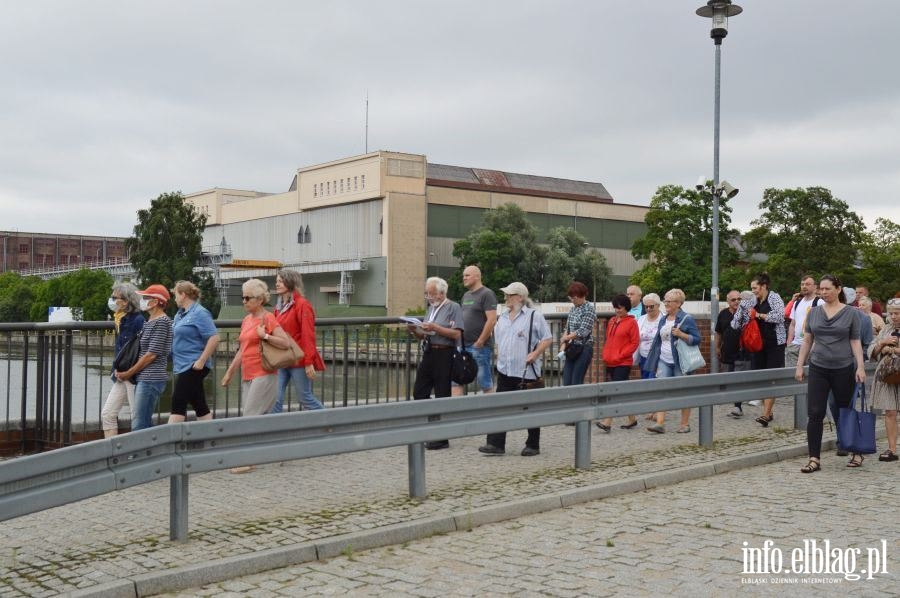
[1,0,897,237]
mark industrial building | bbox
[186,151,648,317]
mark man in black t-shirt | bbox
[716,290,751,417]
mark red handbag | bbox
[741,309,764,353]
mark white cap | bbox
[499,282,529,298]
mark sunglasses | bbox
[888,298,900,307]
[241,296,258,302]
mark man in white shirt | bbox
[786,275,820,367]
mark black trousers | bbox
[806,363,856,458]
[486,371,540,450]
[171,367,211,417]
[413,347,454,400]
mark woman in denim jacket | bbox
[643,288,701,434]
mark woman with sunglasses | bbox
[221,279,293,418]
[114,284,173,432]
[795,275,866,472]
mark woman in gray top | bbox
[794,275,866,472]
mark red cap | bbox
[138,284,171,304]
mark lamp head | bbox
[695,175,707,191]
[717,180,739,199]
[696,1,743,42]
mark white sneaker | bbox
[748,400,762,406]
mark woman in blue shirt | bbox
[168,280,219,424]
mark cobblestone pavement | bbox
[160,453,900,598]
[0,400,889,596]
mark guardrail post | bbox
[407,443,426,498]
[169,474,189,542]
[698,405,713,447]
[794,391,808,430]
[574,420,591,469]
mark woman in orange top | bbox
[597,293,640,432]
[221,278,293,417]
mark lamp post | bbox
[696,0,742,377]
[696,0,741,448]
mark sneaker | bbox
[478,444,505,455]
[521,446,540,457]
[677,425,691,434]
[425,440,450,450]
[647,424,665,434]
[728,409,743,418]
[748,400,762,406]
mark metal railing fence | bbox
[0,367,816,542]
[1,314,586,453]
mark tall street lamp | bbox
[696,0,742,377]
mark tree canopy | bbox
[855,217,900,303]
[742,187,866,293]
[126,191,220,316]
[0,272,41,322]
[28,269,114,321]
[449,203,613,302]
[630,184,744,299]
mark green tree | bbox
[126,191,219,316]
[856,218,900,303]
[450,203,546,299]
[0,272,41,322]
[631,184,742,299]
[742,187,865,293]
[28,269,114,321]
[533,227,613,302]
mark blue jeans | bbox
[656,360,684,379]
[272,367,325,413]
[466,344,494,391]
[133,380,167,431]
[638,355,655,379]
[563,343,594,386]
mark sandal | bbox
[800,458,820,474]
[595,422,611,433]
[755,414,774,428]
[847,454,864,468]
[879,450,899,462]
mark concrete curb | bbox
[66,438,827,597]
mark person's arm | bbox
[851,339,866,383]
[115,351,157,381]
[221,347,242,386]
[786,318,796,346]
[473,310,497,348]
[795,327,813,381]
[194,334,220,370]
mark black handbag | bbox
[113,332,142,372]
[564,341,584,360]
[451,347,478,385]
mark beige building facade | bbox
[186,151,647,317]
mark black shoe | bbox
[521,446,540,457]
[595,422,611,433]
[425,440,449,450]
[620,421,638,430]
[478,444,505,455]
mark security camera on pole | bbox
[696,0,742,447]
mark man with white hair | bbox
[626,285,646,318]
[407,277,463,450]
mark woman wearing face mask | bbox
[100,283,145,437]
[114,284,173,432]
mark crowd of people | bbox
[102,265,900,474]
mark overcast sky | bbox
[1,1,897,240]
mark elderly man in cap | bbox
[478,282,552,457]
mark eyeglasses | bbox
[888,298,900,307]
[110,296,122,301]
[241,296,258,302]
[643,304,657,308]
[728,298,740,302]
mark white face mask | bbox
[107,298,119,312]
[139,298,151,311]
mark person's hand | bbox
[305,364,317,381]
[192,358,205,371]
[420,322,436,333]
[795,365,805,382]
[114,369,131,382]
[855,367,866,384]
[256,324,267,339]
[473,340,484,349]
[525,351,537,365]
[221,371,233,386]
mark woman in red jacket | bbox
[597,293,640,432]
[271,269,327,413]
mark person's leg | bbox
[101,381,129,437]
[601,364,630,428]
[484,372,516,451]
[886,411,898,454]
[132,381,165,432]
[473,345,494,394]
[272,367,291,414]
[188,367,213,420]
[651,362,676,429]
[571,345,593,386]
[168,372,187,424]
[805,364,831,460]
[289,366,324,410]
[562,358,574,387]
[412,353,435,400]
[242,375,278,416]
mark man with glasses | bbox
[716,290,751,417]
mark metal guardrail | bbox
[0,315,584,453]
[1,368,812,542]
